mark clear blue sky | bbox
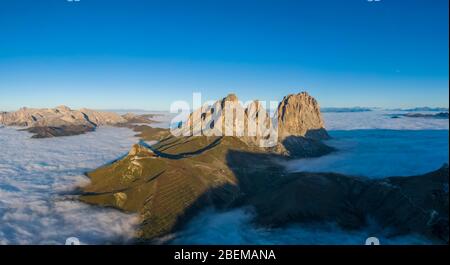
[0,0,448,111]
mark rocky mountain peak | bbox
[128,144,155,157]
[175,91,329,148]
[277,92,328,140]
[220,93,239,109]
[224,93,238,102]
[55,105,72,112]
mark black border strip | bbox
[0,245,448,264]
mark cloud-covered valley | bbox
[0,127,139,244]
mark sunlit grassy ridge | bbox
[81,132,265,239]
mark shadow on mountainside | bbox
[282,135,335,158]
[304,128,331,140]
[162,143,449,244]
[157,139,448,244]
[139,137,223,159]
[223,149,449,243]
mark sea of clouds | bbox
[323,110,449,131]
[283,129,449,178]
[0,127,140,245]
[282,111,449,178]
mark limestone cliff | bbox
[277,92,329,140]
[0,106,126,128]
[174,92,330,156]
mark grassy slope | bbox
[80,130,273,240]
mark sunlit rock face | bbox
[277,92,329,141]
[0,106,126,128]
[0,106,128,138]
[174,92,329,150]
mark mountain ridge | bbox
[0,106,153,138]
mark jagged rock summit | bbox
[277,92,329,140]
[175,91,330,154]
[178,92,327,138]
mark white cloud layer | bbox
[0,127,139,245]
[171,208,433,245]
[283,111,449,178]
[283,129,449,178]
[323,110,449,130]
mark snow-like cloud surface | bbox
[280,111,449,178]
[283,129,449,178]
[323,110,449,130]
[0,127,139,245]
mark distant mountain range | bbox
[0,106,152,138]
[322,106,449,113]
[389,112,449,120]
[388,107,449,112]
[321,107,373,113]
[101,109,168,115]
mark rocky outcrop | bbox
[78,108,127,126]
[128,143,156,157]
[0,106,127,137]
[277,92,329,140]
[174,92,330,155]
[121,113,155,124]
